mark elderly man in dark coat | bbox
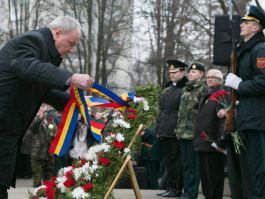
[0,16,93,199]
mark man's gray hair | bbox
[47,16,81,32]
[207,69,224,83]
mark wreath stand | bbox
[104,124,145,199]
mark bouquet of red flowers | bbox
[209,89,245,154]
[209,90,230,109]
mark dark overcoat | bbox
[194,86,226,152]
[0,27,72,188]
[156,77,188,138]
[236,32,265,131]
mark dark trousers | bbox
[198,151,225,199]
[243,130,265,199]
[0,186,8,199]
[16,153,32,178]
[180,139,200,199]
[161,137,183,194]
[226,140,253,199]
[0,131,21,188]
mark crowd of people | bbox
[0,4,265,199]
[139,5,265,199]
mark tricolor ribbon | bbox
[49,82,132,156]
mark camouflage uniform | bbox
[30,115,57,187]
[175,78,206,199]
[176,78,206,139]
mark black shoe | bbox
[0,186,8,199]
[157,191,168,196]
[161,191,178,197]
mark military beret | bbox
[188,63,205,72]
[242,5,265,29]
[167,59,188,72]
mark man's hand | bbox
[217,109,227,118]
[225,73,242,90]
[69,74,93,90]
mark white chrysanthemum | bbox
[84,143,111,161]
[85,152,97,161]
[39,197,48,199]
[90,162,99,173]
[143,100,150,111]
[72,187,90,199]
[104,136,113,143]
[133,97,149,111]
[101,143,110,152]
[124,148,130,154]
[83,171,92,181]
[112,118,130,129]
[73,167,83,181]
[58,166,72,177]
[56,176,67,193]
[116,133,125,142]
[82,162,90,170]
[33,185,46,195]
[111,111,121,118]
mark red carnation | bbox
[83,182,93,191]
[43,180,56,188]
[209,90,228,101]
[113,141,125,149]
[65,170,73,178]
[63,179,76,188]
[99,157,110,166]
[80,159,87,166]
[127,115,137,120]
[52,176,57,181]
[45,186,55,199]
[127,108,136,113]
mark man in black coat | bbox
[0,16,93,199]
[225,5,265,199]
[156,59,188,197]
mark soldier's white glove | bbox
[225,73,242,90]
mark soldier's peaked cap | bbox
[167,59,188,72]
[242,5,265,29]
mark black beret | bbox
[242,5,265,29]
[188,63,205,72]
[167,59,188,72]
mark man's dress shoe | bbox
[161,191,178,197]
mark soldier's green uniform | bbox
[176,63,206,199]
[30,114,57,187]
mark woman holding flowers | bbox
[175,63,206,199]
[194,69,227,199]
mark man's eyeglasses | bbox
[206,76,221,80]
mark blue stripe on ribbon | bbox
[58,105,79,157]
[92,82,128,107]
[89,96,110,104]
[91,133,102,143]
[78,88,91,128]
[128,92,135,101]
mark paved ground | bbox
[8,178,231,199]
